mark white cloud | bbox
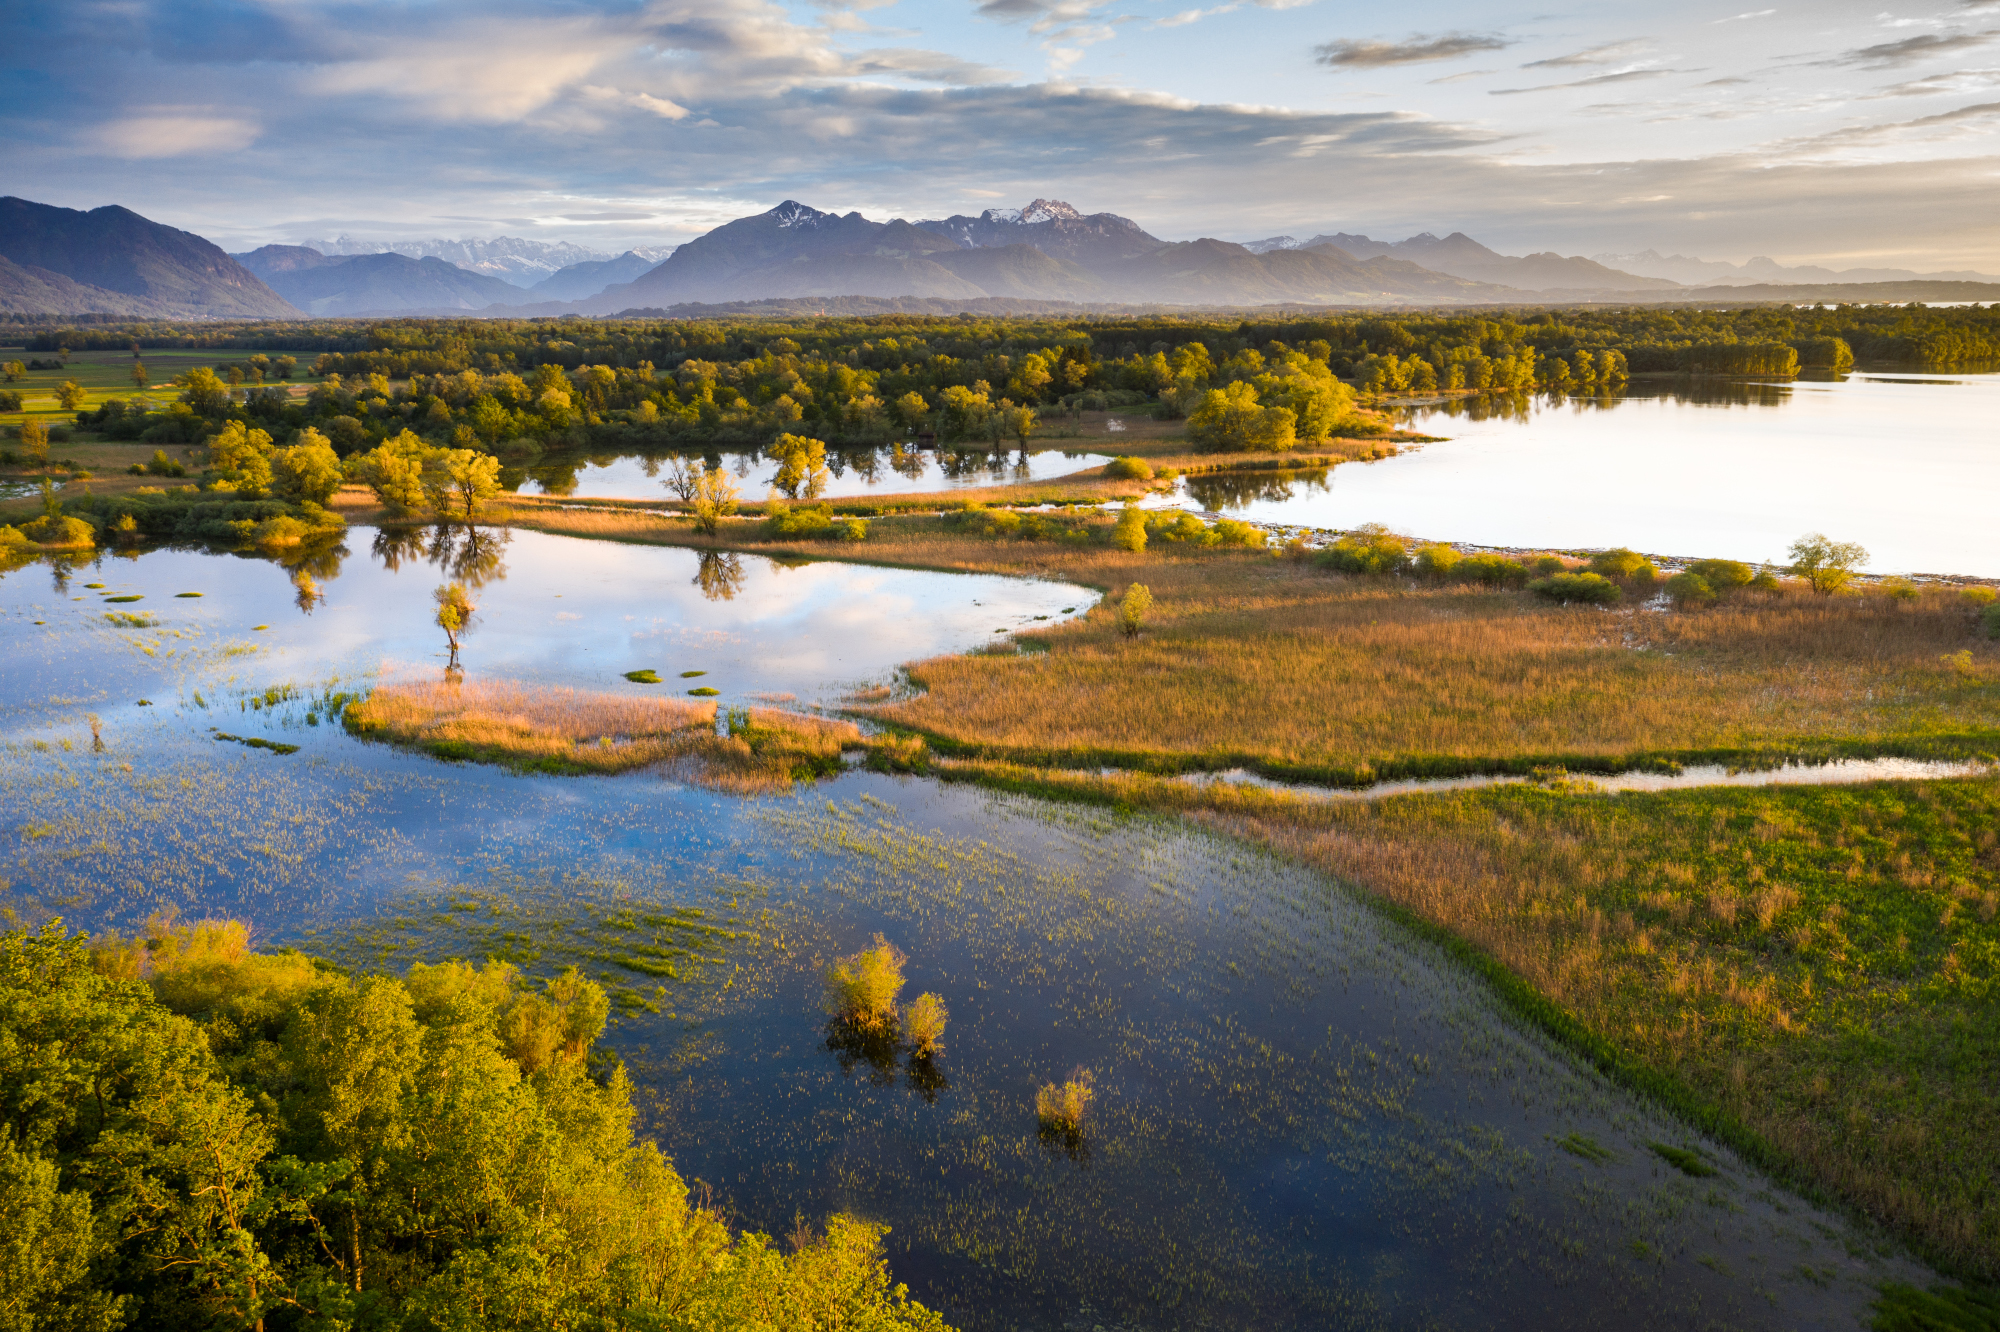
[90,111,259,158]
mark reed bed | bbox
[345,679,862,789]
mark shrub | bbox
[1588,548,1657,583]
[1212,519,1265,548]
[1414,543,1461,578]
[1883,578,1921,605]
[825,934,907,1030]
[1457,553,1528,587]
[0,390,20,411]
[1664,571,1716,609]
[18,418,48,463]
[762,500,834,538]
[1111,507,1147,552]
[20,514,94,548]
[1526,554,1568,577]
[1036,1068,1095,1132]
[0,524,25,547]
[983,509,1022,536]
[1119,583,1153,638]
[1317,523,1409,575]
[1152,512,1212,544]
[1104,455,1153,480]
[838,517,868,542]
[1749,568,1783,595]
[1529,571,1622,605]
[1688,558,1754,592]
[1983,604,2000,640]
[902,992,948,1056]
[1960,586,1997,607]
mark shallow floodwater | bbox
[1171,372,2000,578]
[0,533,1934,1329]
[1184,756,1997,801]
[0,526,1090,716]
[518,442,1112,500]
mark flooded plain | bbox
[1168,372,2000,578]
[0,530,1937,1329]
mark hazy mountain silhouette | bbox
[233,246,527,315]
[0,196,297,317]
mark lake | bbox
[0,529,1933,1329]
[517,442,1114,500]
[1170,372,2000,578]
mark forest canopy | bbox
[0,920,950,1332]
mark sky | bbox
[4,0,1998,268]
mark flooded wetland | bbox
[0,513,1951,1330]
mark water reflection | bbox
[694,550,746,601]
[371,524,510,588]
[1181,371,2000,576]
[516,443,1113,501]
[1184,467,1329,509]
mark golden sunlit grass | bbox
[882,563,2000,778]
[343,677,862,790]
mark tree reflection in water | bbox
[1183,467,1330,509]
[372,524,510,589]
[694,550,746,601]
[822,1019,952,1105]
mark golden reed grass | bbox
[346,678,861,791]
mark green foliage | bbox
[434,582,475,653]
[1871,1282,2000,1332]
[1648,1143,1717,1177]
[1664,571,1716,609]
[55,378,87,410]
[1318,523,1410,576]
[1103,455,1153,480]
[1588,548,1657,583]
[764,499,862,541]
[1211,519,1264,548]
[0,923,950,1332]
[18,417,49,464]
[19,513,95,549]
[689,464,739,537]
[623,670,662,684]
[1118,583,1153,638]
[352,430,434,514]
[1413,543,1461,578]
[1790,532,1870,595]
[1111,507,1147,553]
[824,934,907,1030]
[1528,571,1622,605]
[1982,603,2000,640]
[271,428,343,505]
[770,432,830,500]
[1186,381,1297,453]
[1687,558,1754,593]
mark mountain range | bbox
[1243,230,1679,292]
[0,196,296,318]
[293,235,672,287]
[8,193,1998,321]
[1589,249,2000,287]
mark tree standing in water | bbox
[434,582,475,670]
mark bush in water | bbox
[825,934,907,1031]
[1036,1068,1095,1132]
[902,992,949,1057]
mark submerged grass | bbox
[933,760,2000,1282]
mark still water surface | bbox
[1173,372,2000,577]
[0,532,1929,1329]
[518,443,1113,500]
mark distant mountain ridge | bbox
[233,245,529,316]
[1261,230,1680,292]
[294,235,673,287]
[1591,249,2000,287]
[576,199,1518,311]
[0,196,298,318]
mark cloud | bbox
[1158,6,1239,28]
[1521,39,1649,69]
[1830,31,2000,68]
[1491,69,1679,96]
[1866,67,2000,96]
[1314,33,1511,70]
[1713,9,1776,22]
[90,111,259,158]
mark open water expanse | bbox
[0,527,1936,1329]
[1170,372,2000,578]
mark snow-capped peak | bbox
[1020,199,1083,223]
[768,201,831,229]
[981,208,1024,224]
